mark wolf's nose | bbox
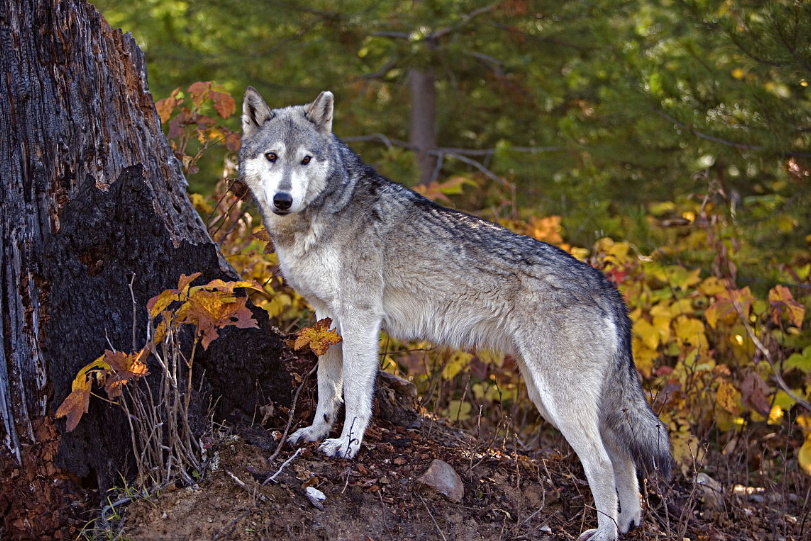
[273,192,293,211]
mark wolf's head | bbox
[239,87,335,216]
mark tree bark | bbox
[409,67,438,185]
[0,1,290,536]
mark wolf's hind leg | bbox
[519,357,619,541]
[288,339,344,446]
[605,445,641,533]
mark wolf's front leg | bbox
[318,316,381,459]
[287,340,344,446]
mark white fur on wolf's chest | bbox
[274,235,342,309]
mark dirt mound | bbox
[117,412,807,541]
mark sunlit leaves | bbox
[292,318,343,356]
[57,274,263,431]
[55,349,150,432]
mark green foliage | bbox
[93,0,811,478]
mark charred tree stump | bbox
[0,1,290,537]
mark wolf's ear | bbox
[304,91,334,134]
[242,86,273,137]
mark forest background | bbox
[93,0,811,480]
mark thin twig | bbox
[128,273,137,352]
[211,507,255,541]
[266,363,318,464]
[263,447,303,485]
[418,492,448,541]
[378,490,395,541]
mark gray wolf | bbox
[239,87,672,541]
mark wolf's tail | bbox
[600,306,673,481]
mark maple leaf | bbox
[705,287,754,329]
[186,288,259,349]
[103,349,149,399]
[769,284,805,329]
[188,81,211,107]
[224,132,241,152]
[155,87,182,124]
[211,91,236,119]
[293,318,343,356]
[55,354,109,432]
[740,371,771,417]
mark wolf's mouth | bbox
[272,209,291,216]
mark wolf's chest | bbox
[276,243,341,306]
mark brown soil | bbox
[115,414,808,541]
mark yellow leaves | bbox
[731,67,745,79]
[699,276,726,296]
[716,379,740,416]
[527,215,563,244]
[633,315,670,350]
[412,176,476,203]
[799,436,811,476]
[649,265,701,291]
[441,350,473,380]
[595,238,632,267]
[292,318,342,356]
[189,193,214,215]
[632,337,658,377]
[797,415,811,476]
[674,315,707,349]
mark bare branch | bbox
[359,57,399,81]
[439,151,506,186]
[430,4,497,40]
[370,31,411,40]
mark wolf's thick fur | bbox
[239,87,672,541]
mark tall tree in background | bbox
[0,1,288,537]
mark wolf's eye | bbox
[265,152,277,162]
[301,156,311,165]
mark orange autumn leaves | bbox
[57,274,261,432]
[56,273,345,433]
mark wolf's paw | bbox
[577,528,618,541]
[319,436,361,459]
[618,507,641,534]
[287,424,329,447]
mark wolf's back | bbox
[600,300,673,481]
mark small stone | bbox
[417,459,464,502]
[696,473,723,510]
[306,486,326,510]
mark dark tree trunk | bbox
[0,1,290,537]
[409,67,437,185]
